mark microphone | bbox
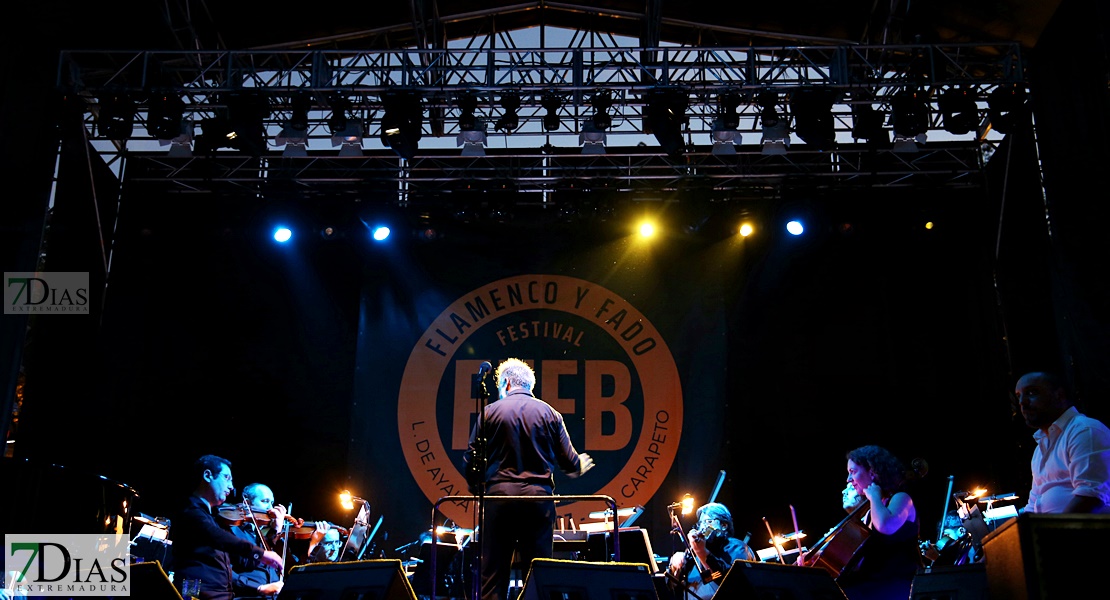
[477,361,492,376]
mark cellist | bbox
[833,445,923,600]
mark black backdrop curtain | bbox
[8,149,1042,557]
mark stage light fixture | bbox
[591,90,613,131]
[277,129,308,156]
[381,92,423,160]
[457,121,488,156]
[758,91,789,155]
[457,92,479,132]
[194,115,233,154]
[939,87,979,135]
[987,83,1027,134]
[211,90,268,157]
[332,121,364,157]
[791,88,836,151]
[542,92,563,132]
[890,88,929,152]
[495,92,521,133]
[710,118,739,155]
[327,95,352,134]
[159,119,194,157]
[718,92,742,130]
[289,91,311,132]
[851,101,887,143]
[644,88,689,158]
[277,93,312,157]
[97,92,136,141]
[579,121,607,154]
[146,92,185,140]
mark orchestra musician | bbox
[667,502,755,598]
[306,525,345,563]
[832,445,923,600]
[1015,371,1110,514]
[229,483,290,599]
[842,482,865,513]
[169,455,283,600]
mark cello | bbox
[798,499,871,580]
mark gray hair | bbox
[496,358,536,391]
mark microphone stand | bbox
[469,365,492,600]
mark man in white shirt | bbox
[1016,371,1110,514]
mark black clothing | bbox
[463,389,586,600]
[837,515,923,600]
[230,523,282,599]
[169,495,267,600]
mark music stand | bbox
[411,541,463,599]
[342,501,372,561]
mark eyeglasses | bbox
[322,541,342,547]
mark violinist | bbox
[230,483,293,599]
[833,445,923,600]
[169,455,283,600]
[306,526,344,563]
[667,502,755,598]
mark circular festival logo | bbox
[397,274,683,528]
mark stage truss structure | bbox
[57,38,1028,205]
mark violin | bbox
[278,522,351,540]
[216,505,352,540]
[216,504,305,529]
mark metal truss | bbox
[58,41,1025,198]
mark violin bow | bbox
[242,501,271,553]
[761,517,785,564]
[789,505,805,563]
[279,502,292,581]
[800,499,870,565]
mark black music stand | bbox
[411,541,464,598]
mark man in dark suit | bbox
[169,455,283,600]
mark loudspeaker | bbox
[981,513,1110,600]
[711,560,847,599]
[519,558,658,600]
[282,559,418,600]
[910,564,988,600]
[130,560,183,599]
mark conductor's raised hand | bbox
[569,453,595,478]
